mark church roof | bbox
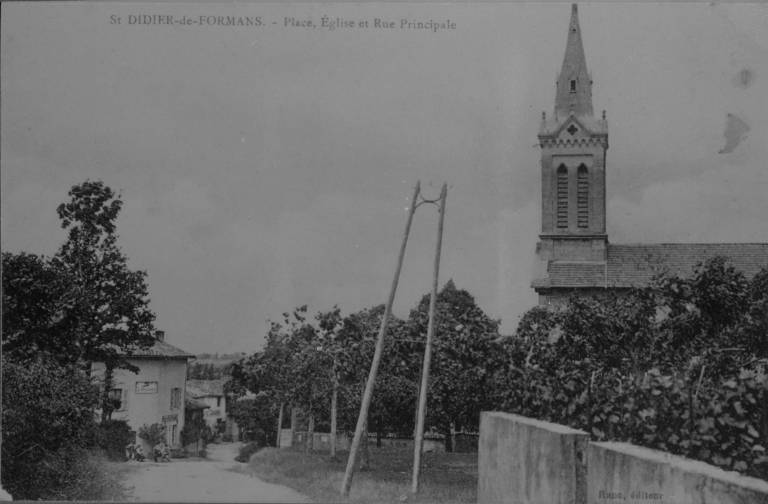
[532,243,768,289]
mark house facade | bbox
[186,379,239,439]
[92,330,194,453]
[531,5,768,306]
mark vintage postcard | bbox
[2,2,767,502]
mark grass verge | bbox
[242,447,477,504]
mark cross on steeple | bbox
[554,4,593,119]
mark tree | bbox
[407,280,504,451]
[138,423,166,448]
[53,181,156,414]
[229,395,280,448]
[496,258,768,479]
[1,252,73,362]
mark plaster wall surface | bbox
[477,412,589,504]
[92,358,187,451]
[588,442,768,504]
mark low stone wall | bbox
[291,431,351,452]
[478,412,768,504]
[589,442,768,504]
[367,437,445,453]
[477,412,588,504]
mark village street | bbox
[123,442,310,503]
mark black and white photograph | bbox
[2,2,767,502]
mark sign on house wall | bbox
[209,409,221,417]
[135,382,158,394]
[162,414,178,422]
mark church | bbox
[531,5,768,307]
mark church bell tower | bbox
[536,4,608,263]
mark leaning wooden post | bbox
[340,182,421,496]
[276,402,285,447]
[330,356,339,460]
[411,183,447,494]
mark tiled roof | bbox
[534,243,768,289]
[120,339,195,359]
[186,380,226,398]
[185,397,210,410]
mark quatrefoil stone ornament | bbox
[567,124,578,135]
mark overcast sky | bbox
[2,3,767,354]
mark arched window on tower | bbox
[557,165,568,229]
[577,164,589,228]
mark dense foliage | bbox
[497,258,768,480]
[180,414,214,450]
[1,180,159,498]
[235,442,263,463]
[138,423,166,447]
[95,419,134,461]
[229,281,503,454]
[229,259,766,481]
[1,354,101,499]
[187,361,234,380]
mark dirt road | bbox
[123,442,310,502]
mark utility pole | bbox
[411,182,447,494]
[340,182,421,497]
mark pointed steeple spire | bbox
[554,4,593,119]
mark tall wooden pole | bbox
[330,356,339,460]
[340,182,421,496]
[411,183,447,494]
[276,402,284,447]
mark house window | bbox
[171,388,181,409]
[556,165,568,229]
[109,388,129,412]
[217,397,221,408]
[577,165,589,228]
[570,79,576,92]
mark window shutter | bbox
[122,389,129,412]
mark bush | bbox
[138,423,165,447]
[1,354,101,499]
[235,441,262,462]
[222,433,233,443]
[95,419,133,461]
[180,415,209,447]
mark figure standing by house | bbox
[125,442,135,461]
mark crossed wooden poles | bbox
[340,181,447,497]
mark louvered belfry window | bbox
[556,165,568,229]
[577,165,589,228]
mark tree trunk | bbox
[100,365,115,422]
[358,420,370,471]
[443,423,453,453]
[306,414,315,453]
[290,406,298,447]
[330,374,338,460]
[276,402,285,448]
[450,421,457,453]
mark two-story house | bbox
[92,331,195,453]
